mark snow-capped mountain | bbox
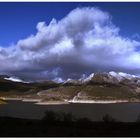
[63,71,140,85]
[63,73,95,84]
[3,71,139,85]
[77,73,95,83]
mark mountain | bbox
[0,72,140,102]
[88,72,119,84]
[36,72,140,102]
[63,71,140,86]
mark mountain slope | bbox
[0,76,59,97]
[37,72,140,102]
[0,72,140,102]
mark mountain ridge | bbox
[1,71,140,85]
[1,71,140,103]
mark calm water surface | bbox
[0,100,140,122]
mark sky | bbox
[0,2,140,81]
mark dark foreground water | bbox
[0,100,140,122]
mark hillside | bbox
[0,77,59,98]
[31,72,140,102]
[1,72,140,103]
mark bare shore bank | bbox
[35,101,69,105]
[68,99,131,104]
[1,97,140,105]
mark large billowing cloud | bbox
[0,7,140,81]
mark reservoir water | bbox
[0,100,140,122]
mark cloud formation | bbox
[0,7,140,81]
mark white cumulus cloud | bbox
[0,7,140,81]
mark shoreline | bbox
[68,100,129,104]
[1,97,22,101]
[1,97,140,105]
[22,99,41,102]
[35,101,69,105]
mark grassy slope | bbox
[40,85,81,101]
[0,78,59,97]
[82,84,138,100]
[40,83,140,101]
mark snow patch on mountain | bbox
[109,71,138,81]
[83,73,94,82]
[109,71,123,81]
[64,73,95,84]
[118,72,136,79]
[64,78,77,84]
[4,77,28,83]
[53,77,64,83]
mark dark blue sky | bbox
[0,2,140,46]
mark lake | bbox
[0,100,140,122]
